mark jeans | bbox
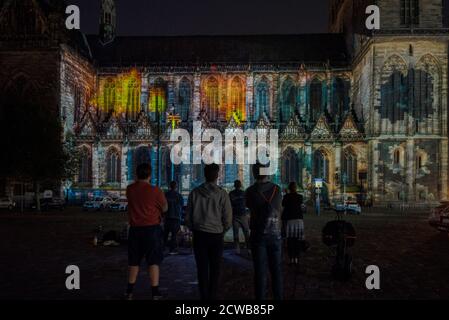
[251,234,283,300]
[232,215,250,249]
[192,231,224,300]
[163,219,180,252]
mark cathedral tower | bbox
[99,0,116,45]
[332,0,449,204]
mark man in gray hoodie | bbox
[185,163,232,300]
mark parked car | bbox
[45,198,65,211]
[0,198,16,210]
[335,201,362,215]
[31,198,65,211]
[429,202,449,233]
[83,196,114,211]
[109,197,128,212]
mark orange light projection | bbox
[95,69,141,115]
[229,77,245,121]
[149,78,167,113]
[202,76,246,122]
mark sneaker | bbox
[123,293,133,300]
[169,250,179,255]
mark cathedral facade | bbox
[0,0,448,205]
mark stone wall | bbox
[59,46,96,134]
[0,49,60,112]
[353,33,448,203]
[379,0,443,29]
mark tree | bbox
[0,100,76,211]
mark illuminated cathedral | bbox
[1,0,448,205]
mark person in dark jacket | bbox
[164,181,184,255]
[246,162,283,300]
[281,182,305,265]
[229,180,250,254]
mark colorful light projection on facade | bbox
[94,69,141,119]
[202,76,246,122]
[229,77,246,121]
[149,78,167,114]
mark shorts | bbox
[128,225,164,266]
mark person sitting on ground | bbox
[164,181,184,255]
[124,163,168,300]
[229,180,250,255]
[185,164,232,301]
[281,182,305,265]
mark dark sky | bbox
[69,0,329,36]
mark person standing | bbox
[124,163,168,300]
[229,180,250,254]
[164,181,184,255]
[246,162,283,300]
[185,164,232,300]
[282,182,305,265]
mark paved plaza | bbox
[0,208,448,300]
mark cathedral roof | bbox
[85,33,349,67]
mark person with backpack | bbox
[245,162,283,300]
[229,180,250,254]
[282,182,305,265]
[164,181,184,255]
[185,164,232,300]
[124,163,168,300]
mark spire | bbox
[99,0,116,45]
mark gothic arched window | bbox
[381,70,408,123]
[313,150,329,182]
[103,78,115,115]
[106,148,121,184]
[230,77,245,121]
[255,79,269,121]
[178,78,192,122]
[332,77,350,117]
[310,78,323,122]
[282,148,299,185]
[205,77,219,121]
[127,78,140,120]
[412,69,434,121]
[342,148,357,186]
[280,78,296,122]
[78,147,92,184]
[150,78,167,119]
[2,75,36,106]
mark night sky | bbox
[69,0,329,36]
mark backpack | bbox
[252,186,281,239]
